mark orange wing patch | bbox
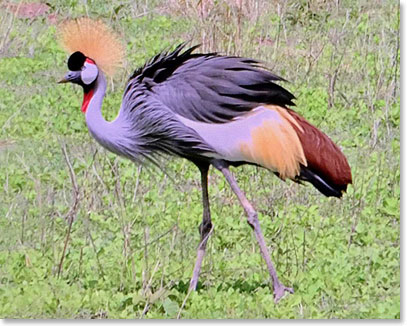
[240,106,307,179]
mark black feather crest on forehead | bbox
[67,51,86,71]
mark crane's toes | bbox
[273,283,294,303]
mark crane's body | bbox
[58,18,352,303]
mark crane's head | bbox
[58,51,99,89]
[57,17,124,87]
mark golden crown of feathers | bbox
[58,17,124,76]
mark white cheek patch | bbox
[81,61,98,85]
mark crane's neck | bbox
[84,71,126,155]
[85,71,107,126]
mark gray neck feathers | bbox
[85,72,136,158]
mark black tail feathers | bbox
[298,166,343,198]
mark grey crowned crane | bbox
[58,18,352,303]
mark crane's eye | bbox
[81,61,99,85]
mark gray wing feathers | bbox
[121,94,215,161]
[125,44,295,124]
[152,53,295,123]
[119,44,295,161]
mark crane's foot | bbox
[273,282,294,303]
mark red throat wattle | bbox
[81,89,94,113]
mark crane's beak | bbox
[57,77,69,84]
[58,71,81,84]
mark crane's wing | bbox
[121,45,351,197]
[124,44,295,123]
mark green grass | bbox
[0,0,399,319]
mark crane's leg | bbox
[189,163,214,291]
[213,160,293,303]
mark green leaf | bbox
[162,298,179,317]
